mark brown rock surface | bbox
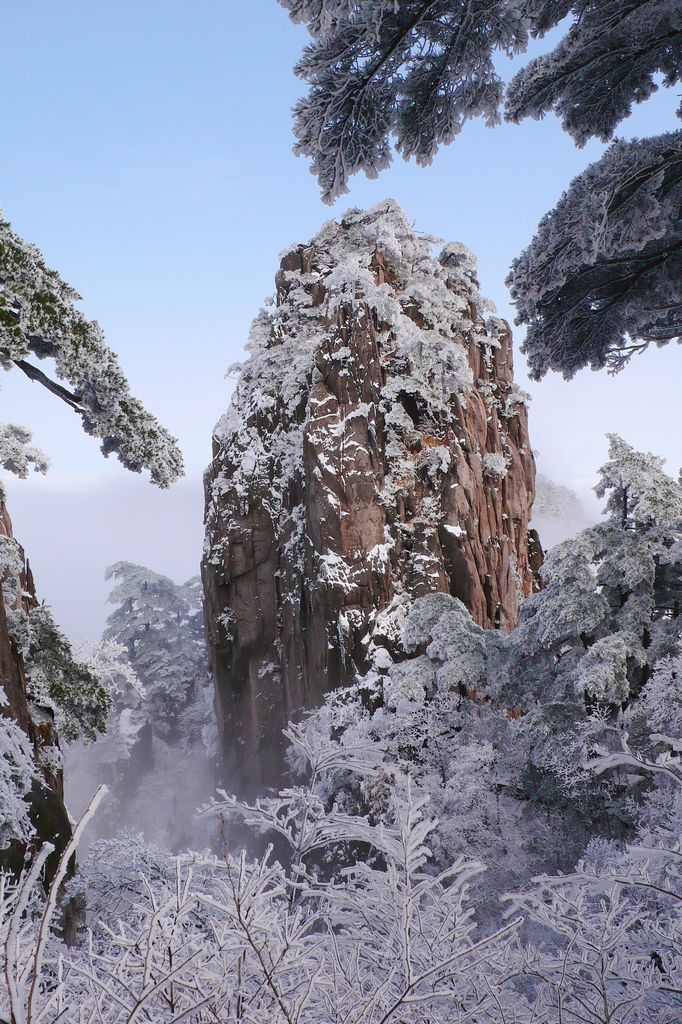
[0,496,71,879]
[203,202,540,794]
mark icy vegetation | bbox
[0,526,110,849]
[508,131,682,378]
[279,2,682,377]
[66,563,217,851]
[2,553,109,743]
[3,435,682,1020]
[0,715,35,850]
[3,717,682,1021]
[279,1,681,203]
[0,210,183,487]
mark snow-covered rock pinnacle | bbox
[203,201,541,793]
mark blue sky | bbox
[2,1,680,638]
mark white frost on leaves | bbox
[0,536,24,581]
[37,744,63,774]
[0,211,183,487]
[75,639,145,699]
[500,385,530,420]
[0,423,49,479]
[0,712,37,849]
[482,451,509,478]
[66,562,216,852]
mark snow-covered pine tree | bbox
[286,434,682,901]
[279,0,682,376]
[0,210,184,486]
[103,562,207,730]
[0,515,110,876]
[66,563,217,850]
[0,211,184,874]
[278,0,533,202]
[508,131,682,378]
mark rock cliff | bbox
[0,495,71,880]
[203,202,541,794]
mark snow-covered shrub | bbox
[2,774,528,1023]
[0,541,111,747]
[0,423,48,480]
[506,738,682,1023]
[280,436,682,906]
[482,450,508,478]
[7,720,682,1021]
[19,605,111,744]
[3,594,110,745]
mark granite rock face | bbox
[0,496,71,880]
[203,202,541,794]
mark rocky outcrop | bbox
[0,496,71,880]
[203,201,541,794]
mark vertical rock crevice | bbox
[203,201,541,794]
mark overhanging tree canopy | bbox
[0,211,184,486]
[279,0,682,377]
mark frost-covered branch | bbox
[278,3,682,377]
[0,210,184,486]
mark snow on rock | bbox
[203,201,541,794]
[0,496,71,881]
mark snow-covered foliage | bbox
[75,638,145,702]
[504,737,682,1023]
[509,132,682,377]
[0,710,37,849]
[0,531,112,858]
[0,210,183,486]
[506,1,682,147]
[280,2,682,376]
[103,562,208,728]
[6,718,682,1021]
[65,563,216,850]
[278,0,533,203]
[2,766,528,1022]
[279,1,681,203]
[0,424,48,482]
[0,542,110,745]
[482,450,508,478]
[9,604,111,744]
[275,435,682,907]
